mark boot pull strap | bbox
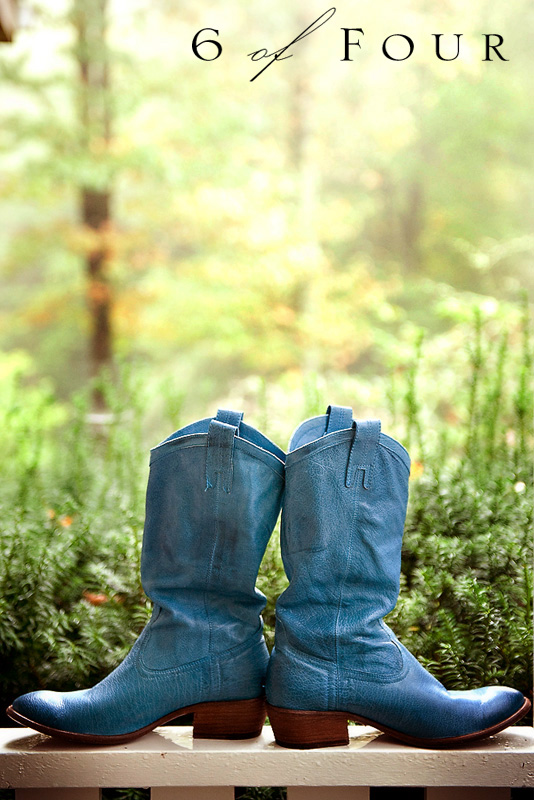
[345,419,381,490]
[215,408,244,429]
[325,404,353,434]
[206,420,237,493]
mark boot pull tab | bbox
[215,408,244,429]
[325,405,353,434]
[206,419,237,493]
[345,419,381,490]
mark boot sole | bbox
[266,696,532,749]
[6,696,266,745]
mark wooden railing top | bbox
[1,725,534,790]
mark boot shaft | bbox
[141,409,285,665]
[277,406,410,664]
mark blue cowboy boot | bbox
[8,409,285,744]
[266,405,530,748]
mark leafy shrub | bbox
[0,359,151,713]
[0,303,532,727]
[388,303,533,704]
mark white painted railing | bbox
[1,724,533,800]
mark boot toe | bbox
[12,690,68,730]
[476,685,527,728]
[446,684,527,735]
[11,688,114,736]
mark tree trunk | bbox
[82,188,112,377]
[73,0,113,409]
[0,0,17,42]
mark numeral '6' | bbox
[192,29,222,61]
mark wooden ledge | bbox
[1,724,533,791]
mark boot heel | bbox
[267,703,349,749]
[193,697,266,739]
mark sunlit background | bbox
[0,0,532,439]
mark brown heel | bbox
[193,696,266,740]
[267,703,349,749]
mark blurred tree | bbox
[74,0,113,406]
[0,0,16,43]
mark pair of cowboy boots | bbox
[7,406,529,748]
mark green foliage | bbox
[388,304,533,702]
[257,525,288,652]
[236,790,286,800]
[0,357,151,712]
[0,306,531,708]
[0,307,531,800]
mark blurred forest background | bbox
[0,0,533,783]
[0,0,532,426]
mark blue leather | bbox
[266,406,525,740]
[13,410,285,736]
